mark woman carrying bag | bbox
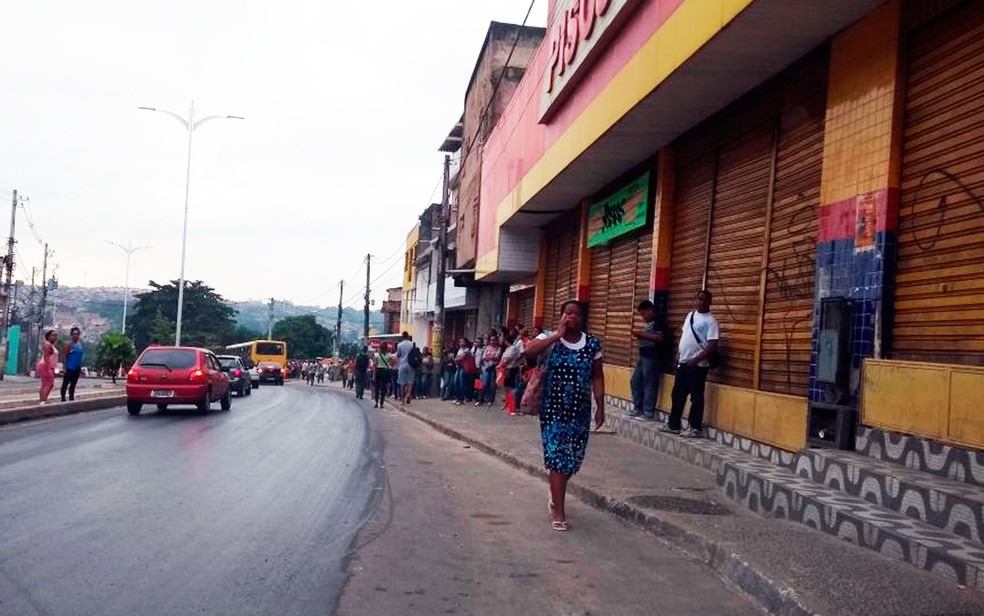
[522,300,605,531]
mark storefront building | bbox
[479,0,984,453]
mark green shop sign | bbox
[586,172,650,247]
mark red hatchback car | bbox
[126,347,232,416]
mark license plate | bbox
[151,390,174,399]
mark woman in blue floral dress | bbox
[524,300,606,531]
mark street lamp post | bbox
[106,240,150,335]
[138,101,243,345]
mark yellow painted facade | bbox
[863,360,984,450]
[400,224,420,336]
[820,0,904,205]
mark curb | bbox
[394,403,813,616]
[0,395,127,425]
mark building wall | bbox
[457,23,545,268]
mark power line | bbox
[457,0,537,169]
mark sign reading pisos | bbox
[540,0,641,122]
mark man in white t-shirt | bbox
[661,290,719,438]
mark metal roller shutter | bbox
[706,125,773,388]
[605,236,638,367]
[542,217,580,324]
[516,288,535,331]
[759,57,826,396]
[589,244,611,342]
[668,155,715,361]
[894,1,984,366]
[631,229,654,368]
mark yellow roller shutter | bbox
[895,1,984,366]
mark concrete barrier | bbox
[0,395,127,425]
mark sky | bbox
[0,0,547,309]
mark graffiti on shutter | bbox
[894,1,984,367]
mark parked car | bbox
[126,347,231,415]
[256,361,284,386]
[217,355,252,397]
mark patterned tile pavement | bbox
[603,394,984,590]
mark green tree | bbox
[95,332,136,375]
[272,315,333,359]
[128,280,237,350]
[149,309,175,346]
[339,341,360,358]
[234,324,263,342]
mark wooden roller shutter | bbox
[894,1,984,366]
[589,244,611,343]
[668,154,715,360]
[705,125,773,388]
[605,237,638,366]
[759,54,826,395]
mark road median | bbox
[0,394,127,425]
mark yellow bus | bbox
[224,340,288,371]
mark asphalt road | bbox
[0,384,383,616]
[0,383,759,616]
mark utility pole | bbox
[0,190,17,380]
[267,297,275,340]
[433,154,451,358]
[35,245,49,370]
[335,280,344,358]
[363,253,371,340]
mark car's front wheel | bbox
[127,400,142,416]
[220,389,232,411]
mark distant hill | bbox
[44,286,383,343]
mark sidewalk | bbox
[323,382,984,616]
[0,377,125,425]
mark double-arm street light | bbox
[105,240,150,335]
[138,101,243,345]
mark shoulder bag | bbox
[689,312,722,370]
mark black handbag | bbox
[689,312,722,370]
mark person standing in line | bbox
[629,300,664,419]
[661,290,719,438]
[523,301,605,532]
[441,346,457,400]
[372,343,393,408]
[395,332,416,405]
[38,330,59,404]
[61,327,84,402]
[454,338,475,405]
[417,346,434,399]
[499,330,522,414]
[355,347,370,399]
[478,334,502,407]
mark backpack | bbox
[408,345,423,369]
